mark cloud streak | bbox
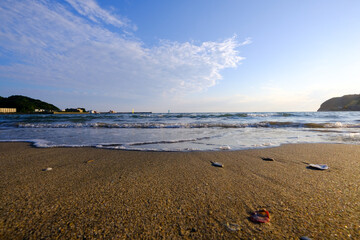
[64,0,136,30]
[0,0,246,101]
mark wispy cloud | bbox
[0,0,246,102]
[64,0,136,30]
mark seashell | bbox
[307,164,329,170]
[211,161,223,168]
[225,222,240,232]
[250,209,270,223]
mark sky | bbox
[1,0,360,112]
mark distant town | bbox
[51,108,152,114]
[1,107,152,114]
[0,95,151,114]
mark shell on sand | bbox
[224,222,241,232]
[307,164,329,170]
[250,209,270,223]
[211,162,224,168]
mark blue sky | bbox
[1,0,360,112]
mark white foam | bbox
[219,145,231,150]
[0,139,52,147]
[2,111,360,152]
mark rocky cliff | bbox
[318,94,360,111]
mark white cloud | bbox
[150,37,244,95]
[0,0,246,102]
[64,0,135,30]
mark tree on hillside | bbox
[0,95,60,113]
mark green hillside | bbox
[0,95,60,113]
[318,94,360,111]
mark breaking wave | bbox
[16,121,360,129]
[2,112,360,151]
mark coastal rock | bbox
[318,94,360,111]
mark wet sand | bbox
[0,142,359,239]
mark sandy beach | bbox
[0,142,359,239]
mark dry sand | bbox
[0,142,359,239]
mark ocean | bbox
[1,112,360,151]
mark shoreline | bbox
[1,139,357,152]
[1,142,359,239]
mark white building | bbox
[0,108,16,113]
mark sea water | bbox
[0,112,360,151]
